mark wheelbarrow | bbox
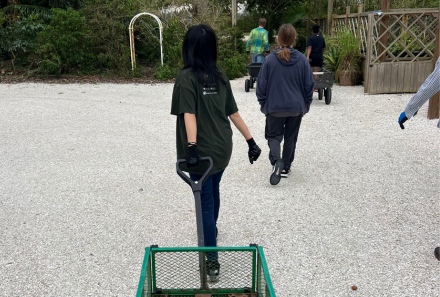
[309,60,334,105]
[245,63,262,92]
[136,157,276,296]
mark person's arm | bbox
[264,30,269,52]
[307,46,312,60]
[246,30,253,53]
[404,58,440,118]
[183,113,200,167]
[229,112,261,164]
[184,113,197,142]
[322,47,325,53]
[256,59,269,106]
[229,112,252,140]
[304,58,315,108]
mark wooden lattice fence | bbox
[330,9,439,93]
[334,13,370,55]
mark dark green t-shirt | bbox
[171,68,239,175]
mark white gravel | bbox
[0,80,439,296]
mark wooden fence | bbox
[331,9,439,93]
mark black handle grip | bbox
[176,157,213,192]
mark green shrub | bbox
[0,14,45,72]
[219,52,248,80]
[36,8,94,74]
[40,58,61,77]
[217,26,248,79]
[324,46,341,73]
[153,63,175,80]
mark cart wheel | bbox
[324,87,332,105]
[318,88,323,100]
[245,79,250,92]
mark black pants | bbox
[265,114,303,170]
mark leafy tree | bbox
[245,0,302,41]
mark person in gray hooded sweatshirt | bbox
[256,24,314,185]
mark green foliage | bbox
[237,11,260,33]
[323,46,341,73]
[36,8,93,74]
[245,0,302,42]
[153,63,175,80]
[328,28,360,82]
[218,52,248,79]
[217,26,248,79]
[80,0,140,75]
[0,14,45,72]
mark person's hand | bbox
[185,144,200,168]
[398,111,408,129]
[246,50,250,55]
[246,138,261,164]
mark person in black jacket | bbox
[256,24,314,185]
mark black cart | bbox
[244,63,262,92]
[311,67,334,105]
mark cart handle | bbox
[176,157,213,192]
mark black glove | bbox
[185,145,200,168]
[247,138,261,164]
[246,50,250,55]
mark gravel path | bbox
[1,80,439,296]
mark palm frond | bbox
[1,5,52,20]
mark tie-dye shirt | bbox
[246,27,269,54]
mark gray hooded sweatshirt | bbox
[256,47,314,115]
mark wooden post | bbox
[345,6,350,28]
[332,14,337,37]
[357,4,363,39]
[378,0,390,62]
[327,0,334,35]
[365,14,375,93]
[231,0,237,26]
[427,22,439,119]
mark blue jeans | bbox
[190,170,224,261]
[251,54,265,63]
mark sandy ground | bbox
[0,80,439,296]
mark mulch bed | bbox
[0,74,175,84]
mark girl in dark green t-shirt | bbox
[171,24,261,282]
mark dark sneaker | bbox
[281,168,291,178]
[206,260,220,282]
[435,247,440,261]
[270,160,284,185]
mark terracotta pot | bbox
[339,70,355,86]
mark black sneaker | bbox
[270,160,284,185]
[206,260,220,282]
[435,247,440,261]
[281,168,291,178]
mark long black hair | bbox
[182,24,224,89]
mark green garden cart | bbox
[136,158,276,297]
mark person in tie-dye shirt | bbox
[246,18,270,63]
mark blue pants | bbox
[251,54,265,63]
[190,170,224,261]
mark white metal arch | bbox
[129,13,163,71]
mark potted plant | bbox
[335,28,361,86]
